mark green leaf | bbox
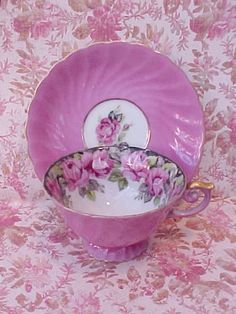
[175,175,184,186]
[113,160,121,167]
[108,170,123,182]
[86,190,96,201]
[118,132,126,143]
[74,153,82,160]
[154,196,160,206]
[148,156,157,167]
[118,178,128,191]
[53,164,63,176]
[163,162,175,171]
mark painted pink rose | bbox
[46,176,63,201]
[8,256,52,294]
[121,151,149,181]
[81,152,93,168]
[30,20,52,39]
[13,14,53,40]
[0,202,20,228]
[91,149,113,177]
[206,208,232,229]
[87,4,122,41]
[6,308,25,314]
[209,4,236,40]
[96,117,120,145]
[190,4,236,40]
[13,15,32,35]
[0,0,7,9]
[62,158,89,191]
[163,0,180,14]
[146,168,169,196]
[158,251,205,282]
[0,214,20,228]
[208,20,229,39]
[49,227,72,243]
[190,14,212,34]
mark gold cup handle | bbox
[187,181,215,190]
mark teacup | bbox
[44,143,214,262]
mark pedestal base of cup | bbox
[82,239,148,262]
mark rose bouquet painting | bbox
[96,106,132,145]
[44,145,185,210]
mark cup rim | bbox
[43,144,187,219]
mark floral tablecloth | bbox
[0,1,236,313]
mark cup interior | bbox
[44,145,186,217]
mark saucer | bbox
[27,42,204,182]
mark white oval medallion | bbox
[83,99,150,148]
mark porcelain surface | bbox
[2,0,236,311]
[27,42,204,182]
[83,98,150,148]
[43,144,213,261]
[44,145,186,217]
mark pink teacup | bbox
[44,143,214,262]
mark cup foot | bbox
[82,239,148,262]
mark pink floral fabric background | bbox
[0,0,236,313]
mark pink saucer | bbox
[27,42,204,182]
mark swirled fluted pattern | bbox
[27,42,204,181]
